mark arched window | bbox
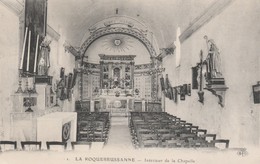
[175,27,181,67]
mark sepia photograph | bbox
[0,0,260,164]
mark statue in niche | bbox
[38,38,51,76]
[113,67,120,87]
[204,35,222,79]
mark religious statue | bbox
[204,35,222,79]
[37,38,51,76]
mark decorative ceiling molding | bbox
[47,25,60,41]
[179,0,234,43]
[0,0,24,15]
[102,34,134,53]
[156,44,176,61]
[89,15,149,35]
[80,27,157,58]
[64,42,80,58]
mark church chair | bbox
[46,141,67,151]
[190,126,199,131]
[156,129,171,134]
[0,141,17,151]
[71,141,91,151]
[168,124,183,130]
[136,129,154,135]
[183,123,193,127]
[180,133,198,142]
[199,134,216,142]
[183,126,198,134]
[187,139,209,148]
[192,129,207,135]
[78,124,94,141]
[140,139,161,148]
[21,141,41,151]
[167,115,177,120]
[173,128,191,136]
[152,123,168,129]
[135,123,150,129]
[145,119,158,124]
[160,120,172,124]
[132,124,151,131]
[93,130,106,142]
[166,139,186,148]
[159,134,177,147]
[92,122,108,142]
[132,120,146,126]
[139,134,158,141]
[210,139,229,149]
[172,117,181,122]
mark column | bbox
[142,99,145,112]
[130,61,135,89]
[100,61,104,89]
[90,100,94,112]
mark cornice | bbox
[64,41,80,57]
[47,25,60,41]
[179,0,234,43]
[0,0,24,15]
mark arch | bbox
[79,27,157,58]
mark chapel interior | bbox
[0,0,260,155]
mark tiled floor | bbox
[105,116,134,150]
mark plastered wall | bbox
[163,0,260,148]
[0,4,20,140]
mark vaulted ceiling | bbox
[47,0,216,49]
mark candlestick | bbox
[26,31,31,72]
[31,76,37,93]
[23,76,29,93]
[20,27,28,70]
[16,70,23,93]
[33,35,39,73]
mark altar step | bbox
[110,112,129,117]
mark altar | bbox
[97,54,135,116]
[99,94,134,116]
[37,112,77,148]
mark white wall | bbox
[46,31,77,112]
[164,0,260,148]
[0,4,20,140]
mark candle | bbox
[33,35,39,73]
[20,27,28,70]
[26,31,31,72]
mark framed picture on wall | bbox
[192,66,199,89]
[252,83,260,104]
[187,84,191,96]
